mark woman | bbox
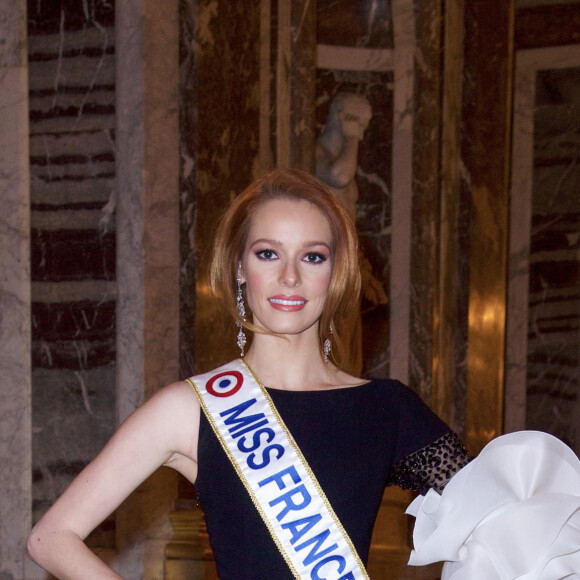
[27,168,470,579]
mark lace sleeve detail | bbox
[387,431,471,494]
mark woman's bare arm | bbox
[27,380,200,579]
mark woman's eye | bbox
[255,249,277,260]
[303,252,326,264]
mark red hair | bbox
[210,168,361,369]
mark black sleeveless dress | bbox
[195,378,468,579]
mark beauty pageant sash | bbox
[187,359,369,580]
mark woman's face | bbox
[241,198,333,337]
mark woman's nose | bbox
[279,261,300,287]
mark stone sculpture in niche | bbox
[316,93,372,220]
[316,93,388,374]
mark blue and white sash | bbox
[187,359,369,580]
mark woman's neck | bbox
[243,332,360,391]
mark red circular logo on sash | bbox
[206,370,244,397]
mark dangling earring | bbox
[236,265,247,357]
[323,324,333,364]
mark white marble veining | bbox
[116,0,146,425]
[507,45,580,435]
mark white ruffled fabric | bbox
[406,431,580,579]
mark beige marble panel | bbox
[115,0,180,578]
[0,0,31,577]
[389,0,415,385]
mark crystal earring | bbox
[323,324,333,364]
[236,266,247,357]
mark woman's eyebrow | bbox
[248,239,331,250]
[301,241,331,250]
[248,238,281,247]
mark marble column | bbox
[0,0,31,577]
[418,0,468,433]
[115,0,180,577]
[437,0,468,434]
[506,48,536,436]
[389,0,416,386]
[169,1,262,573]
[410,0,444,411]
[463,0,515,454]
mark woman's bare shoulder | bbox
[142,380,201,437]
[143,379,199,412]
[157,378,198,401]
